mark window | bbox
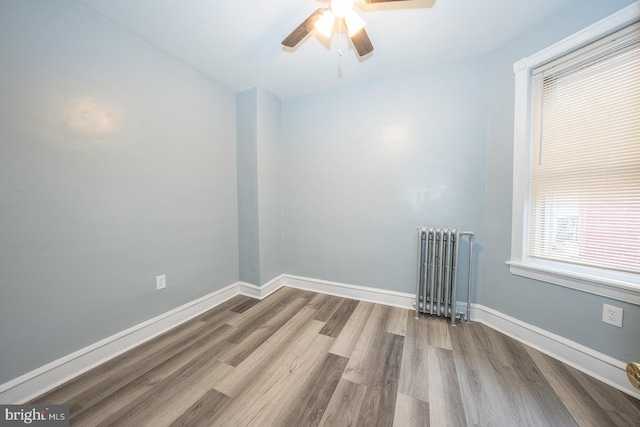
[509,4,640,304]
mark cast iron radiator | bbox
[415,228,474,325]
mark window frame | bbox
[508,3,640,305]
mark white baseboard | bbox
[282,274,415,309]
[0,281,243,404]
[2,275,637,403]
[287,276,639,400]
[469,303,640,400]
[238,275,285,299]
[0,276,288,404]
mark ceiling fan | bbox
[282,0,419,57]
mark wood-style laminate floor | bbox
[33,287,640,426]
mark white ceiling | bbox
[75,0,574,99]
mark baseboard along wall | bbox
[1,273,637,403]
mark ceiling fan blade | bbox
[350,27,374,57]
[282,8,325,48]
[358,0,436,11]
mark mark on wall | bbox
[381,124,409,150]
[62,95,122,135]
[37,93,125,148]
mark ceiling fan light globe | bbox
[314,10,336,37]
[344,10,366,37]
[331,0,354,18]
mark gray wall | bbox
[1,0,637,389]
[480,0,640,363]
[237,88,283,286]
[0,0,239,383]
[282,0,639,363]
[256,89,283,285]
[282,59,488,296]
[237,89,261,285]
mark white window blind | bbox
[529,22,640,274]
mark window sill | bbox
[507,260,640,306]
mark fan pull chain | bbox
[337,18,343,77]
[338,19,343,57]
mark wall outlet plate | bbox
[602,303,623,328]
[156,274,166,290]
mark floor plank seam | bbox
[29,289,640,427]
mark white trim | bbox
[470,303,640,400]
[2,274,637,404]
[281,274,415,309]
[0,282,243,404]
[508,261,640,306]
[282,274,474,321]
[0,274,409,404]
[509,3,640,304]
[524,3,640,70]
[238,274,285,299]
[510,56,531,264]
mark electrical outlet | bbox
[156,274,166,290]
[602,303,623,328]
